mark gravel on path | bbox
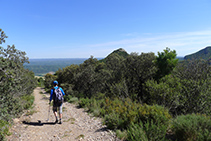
[7,87,119,141]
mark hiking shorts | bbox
[53,103,63,114]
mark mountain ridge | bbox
[184,46,211,60]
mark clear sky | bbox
[1,0,211,58]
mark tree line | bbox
[44,46,211,140]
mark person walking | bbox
[49,81,65,124]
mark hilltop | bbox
[184,46,211,60]
[99,48,129,63]
[109,48,129,58]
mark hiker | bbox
[49,81,65,124]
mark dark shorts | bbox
[53,102,63,114]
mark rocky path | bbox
[7,87,119,141]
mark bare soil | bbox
[6,87,119,141]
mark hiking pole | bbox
[46,103,50,121]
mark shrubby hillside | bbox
[184,46,211,60]
[44,46,211,140]
[0,29,37,140]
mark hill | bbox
[99,48,129,62]
[24,48,128,76]
[109,48,129,58]
[184,46,211,60]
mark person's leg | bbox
[59,113,62,119]
[53,104,58,123]
[58,103,63,124]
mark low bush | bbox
[0,96,22,121]
[104,98,139,129]
[104,97,171,137]
[137,104,171,126]
[86,98,102,117]
[64,95,72,102]
[77,96,172,140]
[116,130,127,140]
[0,120,11,141]
[78,98,106,117]
[65,95,78,103]
[21,94,34,110]
[172,113,211,141]
[126,104,171,141]
[127,122,148,141]
[143,120,169,140]
[68,97,78,103]
[127,120,169,141]
[104,111,125,130]
[78,98,92,108]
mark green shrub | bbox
[104,98,139,130]
[0,96,23,120]
[64,95,72,102]
[0,120,11,141]
[104,111,124,130]
[127,119,169,140]
[77,97,171,140]
[116,130,127,140]
[137,104,171,126]
[21,94,34,110]
[144,120,168,141]
[78,98,92,108]
[145,76,181,115]
[37,77,44,87]
[92,92,106,100]
[68,97,78,103]
[126,104,171,140]
[127,122,148,141]
[77,97,106,117]
[85,98,106,117]
[64,95,78,103]
[104,98,171,132]
[100,108,106,117]
[172,114,211,141]
[77,93,86,99]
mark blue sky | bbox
[1,0,211,58]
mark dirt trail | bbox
[7,87,119,141]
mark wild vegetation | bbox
[2,26,211,140]
[44,46,211,140]
[0,29,37,140]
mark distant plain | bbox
[24,58,89,76]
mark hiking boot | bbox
[59,120,62,124]
[55,119,58,123]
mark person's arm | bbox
[60,88,65,96]
[49,89,54,103]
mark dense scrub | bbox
[0,29,37,140]
[44,46,211,139]
[172,114,211,140]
